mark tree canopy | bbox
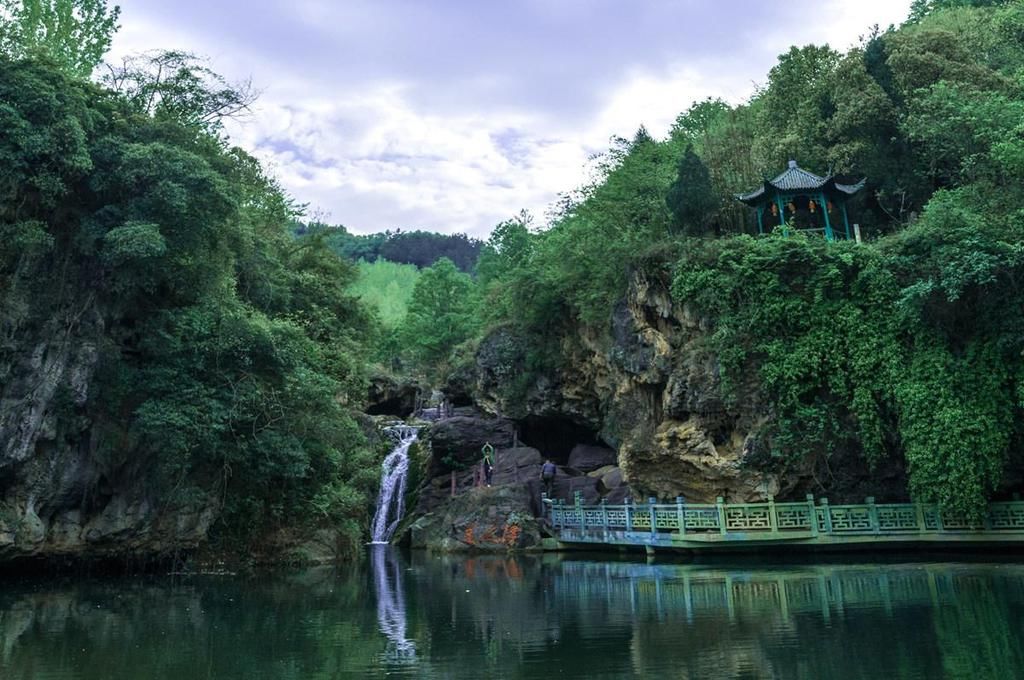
[451,1,1024,516]
[0,54,378,553]
[0,0,119,78]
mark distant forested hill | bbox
[296,225,483,272]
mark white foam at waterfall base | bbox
[369,426,419,544]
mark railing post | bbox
[768,495,778,535]
[807,495,819,537]
[935,504,945,533]
[676,496,686,537]
[867,497,879,534]
[575,491,584,532]
[601,498,608,531]
[716,497,728,535]
[625,497,633,532]
[649,498,658,536]
[819,497,833,534]
[915,501,926,533]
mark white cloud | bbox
[110,0,912,238]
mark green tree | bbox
[102,50,258,133]
[401,257,477,370]
[907,0,1012,24]
[0,0,120,78]
[753,44,840,168]
[0,56,377,555]
[666,145,717,235]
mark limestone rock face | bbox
[458,268,877,505]
[0,312,219,564]
[619,418,781,503]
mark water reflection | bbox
[0,556,1020,679]
[371,545,416,663]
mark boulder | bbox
[428,416,515,472]
[407,485,543,552]
[597,466,625,494]
[492,447,543,486]
[567,444,617,473]
[548,474,601,505]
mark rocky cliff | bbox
[451,266,909,507]
[0,312,219,564]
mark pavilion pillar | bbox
[775,195,786,234]
[756,205,764,235]
[841,202,851,240]
[818,192,834,241]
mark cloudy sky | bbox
[110,1,911,237]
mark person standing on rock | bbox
[482,442,495,487]
[541,459,557,497]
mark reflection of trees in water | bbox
[0,559,1022,679]
[408,556,1024,679]
[933,575,1024,680]
[371,545,416,663]
[0,569,384,679]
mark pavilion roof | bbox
[737,160,865,206]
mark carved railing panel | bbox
[548,499,1024,543]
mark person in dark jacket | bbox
[483,457,494,487]
[482,443,494,487]
[541,459,557,497]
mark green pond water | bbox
[1,549,1023,679]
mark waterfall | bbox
[370,425,419,544]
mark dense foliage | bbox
[463,0,1024,514]
[0,55,379,553]
[350,259,420,328]
[317,225,482,272]
[0,0,119,78]
[672,206,1024,516]
[4,0,1024,548]
[399,258,478,374]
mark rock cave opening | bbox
[516,415,603,464]
[365,399,415,417]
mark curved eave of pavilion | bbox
[736,176,866,207]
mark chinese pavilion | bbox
[737,160,865,240]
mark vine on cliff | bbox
[671,194,1024,516]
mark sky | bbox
[110,0,912,238]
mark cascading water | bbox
[370,425,420,544]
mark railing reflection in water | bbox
[546,561,1024,624]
